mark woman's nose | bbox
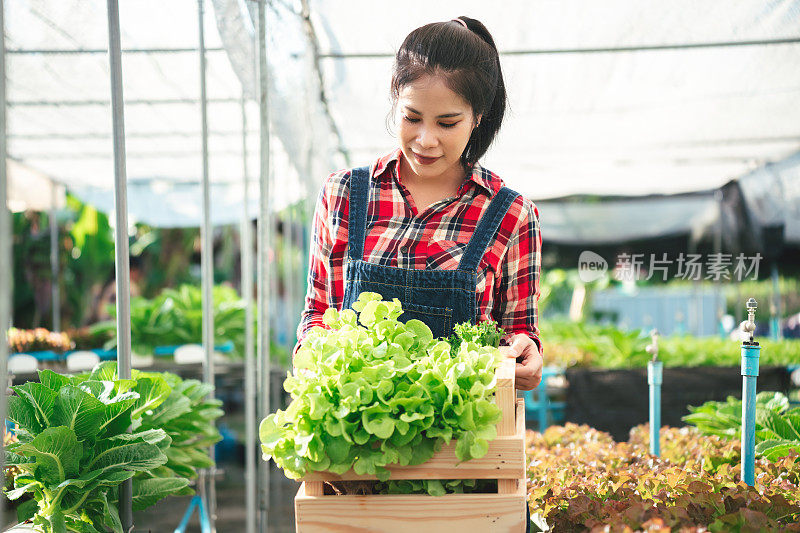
[417,126,437,148]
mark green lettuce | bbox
[260,292,503,482]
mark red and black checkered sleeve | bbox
[496,197,542,355]
[294,171,351,356]
[295,181,333,354]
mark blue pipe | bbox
[770,316,780,341]
[741,343,761,486]
[174,495,212,533]
[647,360,663,456]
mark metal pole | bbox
[300,56,315,313]
[294,202,305,347]
[741,298,761,486]
[0,0,10,527]
[646,329,662,457]
[267,175,278,528]
[106,0,133,529]
[283,205,294,352]
[240,95,257,533]
[255,0,272,529]
[49,182,60,332]
[197,1,216,531]
[714,190,725,338]
[771,264,781,340]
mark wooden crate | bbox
[294,358,527,533]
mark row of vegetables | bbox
[527,389,800,531]
[527,417,800,531]
[541,320,800,368]
[11,283,800,371]
[8,284,291,366]
[4,363,222,532]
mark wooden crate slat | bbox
[295,478,526,533]
[496,358,517,436]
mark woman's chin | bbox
[410,160,444,176]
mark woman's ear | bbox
[475,113,483,128]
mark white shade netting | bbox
[6,0,342,226]
[4,0,800,228]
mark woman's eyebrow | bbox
[404,106,463,118]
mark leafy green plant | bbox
[64,327,115,352]
[374,478,496,496]
[91,283,290,365]
[4,368,186,531]
[540,320,800,368]
[260,292,503,483]
[87,363,224,490]
[63,196,116,328]
[445,319,503,357]
[141,373,223,483]
[684,391,800,460]
[3,363,222,531]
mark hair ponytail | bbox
[390,16,507,171]
[453,17,506,170]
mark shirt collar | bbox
[371,148,502,198]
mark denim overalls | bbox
[341,165,531,530]
[341,165,520,339]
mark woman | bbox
[296,16,543,392]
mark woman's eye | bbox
[403,116,458,129]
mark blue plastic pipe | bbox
[174,495,212,533]
[741,343,761,486]
[647,360,663,456]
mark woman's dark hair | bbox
[389,16,507,171]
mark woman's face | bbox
[395,74,480,181]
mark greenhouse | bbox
[1,1,799,532]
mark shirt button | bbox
[400,246,409,254]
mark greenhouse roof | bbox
[5,0,800,227]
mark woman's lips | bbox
[413,152,441,165]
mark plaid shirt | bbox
[297,148,542,353]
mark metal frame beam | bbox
[255,0,272,529]
[318,37,800,59]
[7,47,225,55]
[197,0,217,530]
[105,0,134,528]
[241,95,257,533]
[0,1,10,524]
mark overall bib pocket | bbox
[398,302,453,339]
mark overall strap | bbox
[458,187,520,272]
[347,166,372,263]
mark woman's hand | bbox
[499,334,543,391]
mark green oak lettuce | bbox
[259,292,503,482]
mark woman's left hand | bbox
[499,334,543,391]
